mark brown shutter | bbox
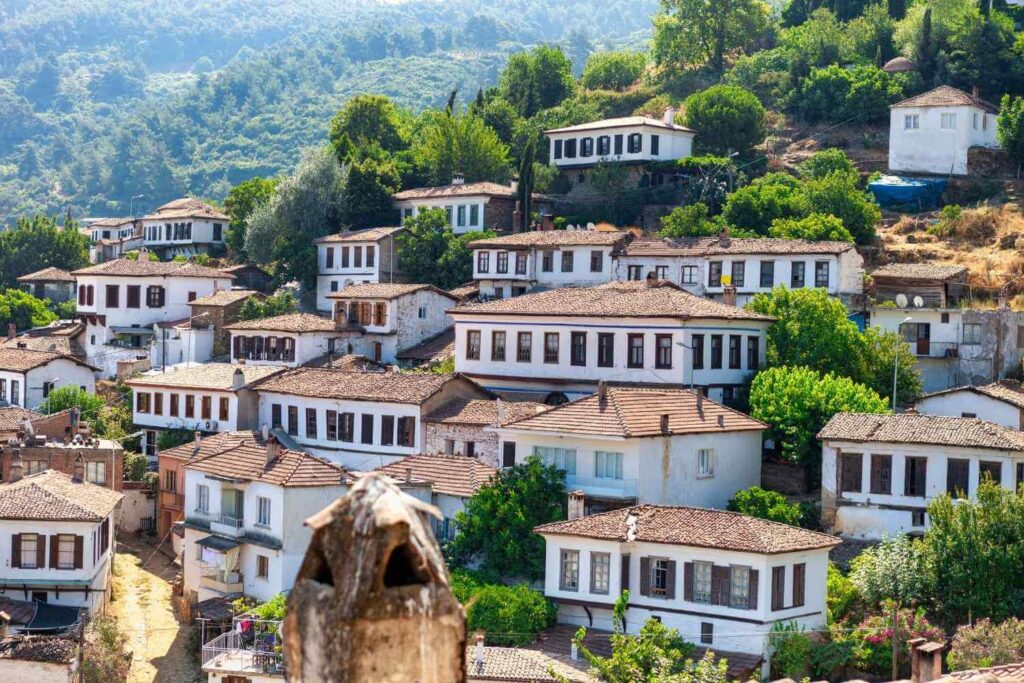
[747,569,759,610]
[50,535,59,569]
[620,554,630,593]
[11,534,20,568]
[793,563,805,607]
[74,536,84,569]
[709,565,722,605]
[683,562,694,602]
[771,566,785,611]
[639,557,650,596]
[37,535,46,569]
[666,560,677,600]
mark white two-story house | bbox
[394,175,549,235]
[820,412,1024,540]
[914,380,1024,429]
[616,236,864,307]
[889,85,999,176]
[314,226,405,312]
[494,385,764,514]
[535,504,839,668]
[140,198,229,259]
[85,217,143,263]
[449,279,774,407]
[0,463,122,614]
[179,431,351,604]
[0,348,97,410]
[468,230,629,299]
[251,368,490,471]
[327,283,458,364]
[72,257,234,377]
[226,313,346,368]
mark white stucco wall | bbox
[546,124,694,168]
[7,360,97,410]
[889,103,998,176]
[914,391,1023,429]
[473,246,617,297]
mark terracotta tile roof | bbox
[0,406,43,433]
[219,263,270,275]
[396,328,456,364]
[0,636,79,664]
[468,230,629,249]
[145,197,229,221]
[501,387,764,438]
[71,259,231,280]
[376,454,497,498]
[536,504,840,554]
[829,538,877,572]
[621,236,854,257]
[3,334,85,359]
[189,289,260,307]
[545,116,695,134]
[466,645,594,682]
[126,363,285,391]
[0,348,96,373]
[327,283,457,301]
[395,181,536,201]
[0,470,123,521]
[160,431,255,463]
[449,283,480,302]
[620,236,717,257]
[425,398,546,426]
[818,412,1024,451]
[871,263,967,280]
[944,661,1024,681]
[302,353,388,371]
[87,217,134,229]
[252,368,479,404]
[225,312,338,333]
[314,226,404,244]
[451,281,774,321]
[920,380,1024,410]
[183,431,351,487]
[16,267,75,283]
[892,85,998,113]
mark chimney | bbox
[597,380,608,405]
[723,285,737,307]
[232,368,245,390]
[645,270,657,286]
[717,414,724,428]
[718,226,730,247]
[567,490,585,520]
[909,639,945,683]
[6,323,14,341]
[16,342,26,349]
[405,466,413,484]
[9,448,23,483]
[474,634,485,672]
[696,390,704,414]
[663,106,676,125]
[265,435,281,465]
[73,454,84,482]
[452,172,465,186]
[972,85,980,100]
[660,414,670,434]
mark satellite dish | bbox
[913,295,925,308]
[895,293,909,308]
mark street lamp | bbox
[130,194,145,218]
[893,316,913,412]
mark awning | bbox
[111,326,155,336]
[197,535,240,551]
[25,601,83,633]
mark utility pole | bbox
[892,573,900,681]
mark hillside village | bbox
[7,0,1024,682]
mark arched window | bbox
[545,392,570,406]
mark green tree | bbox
[499,45,575,118]
[799,148,859,183]
[849,534,934,608]
[328,94,407,161]
[450,573,557,646]
[998,94,1024,176]
[858,326,922,405]
[721,173,809,235]
[769,213,854,242]
[580,51,647,91]
[948,618,1024,672]
[0,289,57,332]
[343,156,400,227]
[658,203,721,237]
[0,215,90,289]
[224,177,278,261]
[727,486,803,525]
[238,290,297,321]
[448,456,566,580]
[794,64,903,125]
[395,209,494,289]
[653,0,771,73]
[683,85,767,156]
[803,172,881,245]
[413,108,511,186]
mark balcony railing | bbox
[160,491,185,510]
[210,513,244,537]
[200,568,244,595]
[202,627,284,676]
[911,341,959,358]
[565,475,639,500]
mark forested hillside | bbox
[0,0,655,220]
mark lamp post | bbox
[893,316,913,412]
[130,194,145,219]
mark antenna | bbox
[895,293,908,308]
[913,295,925,308]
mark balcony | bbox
[200,568,244,595]
[911,341,958,359]
[202,623,284,678]
[160,490,184,511]
[210,513,245,537]
[565,475,638,500]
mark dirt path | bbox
[110,534,203,683]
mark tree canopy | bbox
[683,85,767,156]
[0,215,89,289]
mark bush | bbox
[827,563,863,625]
[683,85,767,156]
[849,534,934,608]
[157,429,194,452]
[769,621,813,680]
[727,486,803,526]
[0,288,57,332]
[802,172,880,245]
[81,616,130,683]
[799,149,859,184]
[844,604,944,677]
[580,51,647,91]
[794,64,902,124]
[658,203,721,238]
[450,571,556,646]
[722,173,809,235]
[948,618,1024,671]
[123,451,150,482]
[770,213,854,242]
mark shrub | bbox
[575,617,698,682]
[457,579,556,646]
[849,534,934,608]
[683,85,767,156]
[769,621,813,680]
[722,173,809,235]
[844,604,944,677]
[727,486,803,526]
[794,64,902,124]
[658,203,721,238]
[802,172,880,244]
[799,149,859,183]
[580,51,647,91]
[123,451,150,482]
[769,213,854,242]
[826,563,863,625]
[81,616,130,683]
[948,618,1024,671]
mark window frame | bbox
[544,332,559,364]
[655,334,672,369]
[517,331,532,363]
[560,549,580,591]
[466,330,481,360]
[597,332,614,368]
[590,552,611,594]
[491,331,507,362]
[627,333,644,369]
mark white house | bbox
[0,464,122,614]
[889,85,999,176]
[226,313,346,368]
[914,380,1024,429]
[545,113,695,171]
[327,283,459,364]
[85,217,143,263]
[468,230,630,299]
[313,226,405,312]
[17,268,77,304]
[534,505,839,667]
[72,257,234,377]
[251,368,490,471]
[139,198,229,259]
[126,363,286,458]
[179,431,351,604]
[0,349,97,410]
[394,176,548,235]
[449,279,774,407]
[616,236,864,307]
[494,385,764,514]
[819,412,1024,540]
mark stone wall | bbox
[191,297,252,359]
[423,423,499,467]
[483,198,516,233]
[1,442,124,490]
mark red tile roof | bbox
[251,368,483,405]
[225,312,338,333]
[16,267,75,283]
[71,259,231,279]
[818,412,1024,451]
[545,116,695,134]
[327,283,457,301]
[424,398,546,426]
[871,263,967,280]
[181,431,351,487]
[314,226,404,243]
[0,470,123,521]
[468,230,629,249]
[376,454,496,498]
[0,348,96,373]
[892,85,997,113]
[394,182,525,201]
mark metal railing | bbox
[201,627,284,675]
[565,475,639,499]
[912,341,959,358]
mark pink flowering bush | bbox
[845,602,944,677]
[948,618,1024,672]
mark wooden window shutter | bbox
[711,566,731,606]
[683,562,694,602]
[11,534,20,568]
[792,563,805,607]
[74,536,84,569]
[37,535,46,569]
[50,535,59,569]
[620,554,630,593]
[771,566,785,611]
[639,557,650,596]
[666,560,677,600]
[747,569,759,610]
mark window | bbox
[380,415,395,446]
[569,331,587,366]
[325,247,335,269]
[196,484,209,512]
[731,261,745,287]
[771,566,785,610]
[681,265,698,285]
[760,261,775,287]
[170,394,179,417]
[20,534,40,569]
[51,533,72,571]
[340,412,355,442]
[283,406,297,436]
[650,558,671,597]
[515,252,527,275]
[534,446,576,474]
[136,392,151,414]
[544,333,559,364]
[627,265,643,280]
[728,335,742,369]
[627,133,642,154]
[691,334,704,370]
[591,552,611,594]
[465,441,475,457]
[361,414,374,444]
[596,135,610,156]
[86,461,106,485]
[710,335,723,369]
[693,561,712,603]
[947,458,969,497]
[791,261,805,288]
[257,496,271,526]
[905,114,920,129]
[747,337,759,370]
[701,623,713,645]
[980,460,1002,484]
[86,285,94,306]
[792,563,806,607]
[257,555,269,580]
[164,470,176,492]
[466,330,481,360]
[304,408,317,439]
[353,245,363,267]
[561,250,574,272]
[650,134,660,155]
[126,285,140,308]
[553,139,563,159]
[342,246,350,267]
[580,137,593,157]
[730,565,750,608]
[397,416,415,447]
[697,449,714,477]
[219,396,229,421]
[708,261,722,287]
[477,251,489,273]
[491,331,506,361]
[941,113,957,129]
[502,442,516,468]
[517,332,532,362]
[496,251,508,274]
[202,396,213,421]
[590,250,604,272]
[870,454,892,494]
[654,334,672,369]
[469,205,480,227]
[912,510,926,527]
[106,284,120,308]
[627,334,644,368]
[655,265,668,280]
[598,333,615,367]
[841,452,863,493]
[815,261,830,288]
[614,134,623,155]
[904,456,927,497]
[595,451,623,479]
[542,251,554,272]
[560,550,580,590]
[271,403,282,429]
[188,291,197,302]
[9,380,18,406]
[564,138,577,158]
[963,323,982,344]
